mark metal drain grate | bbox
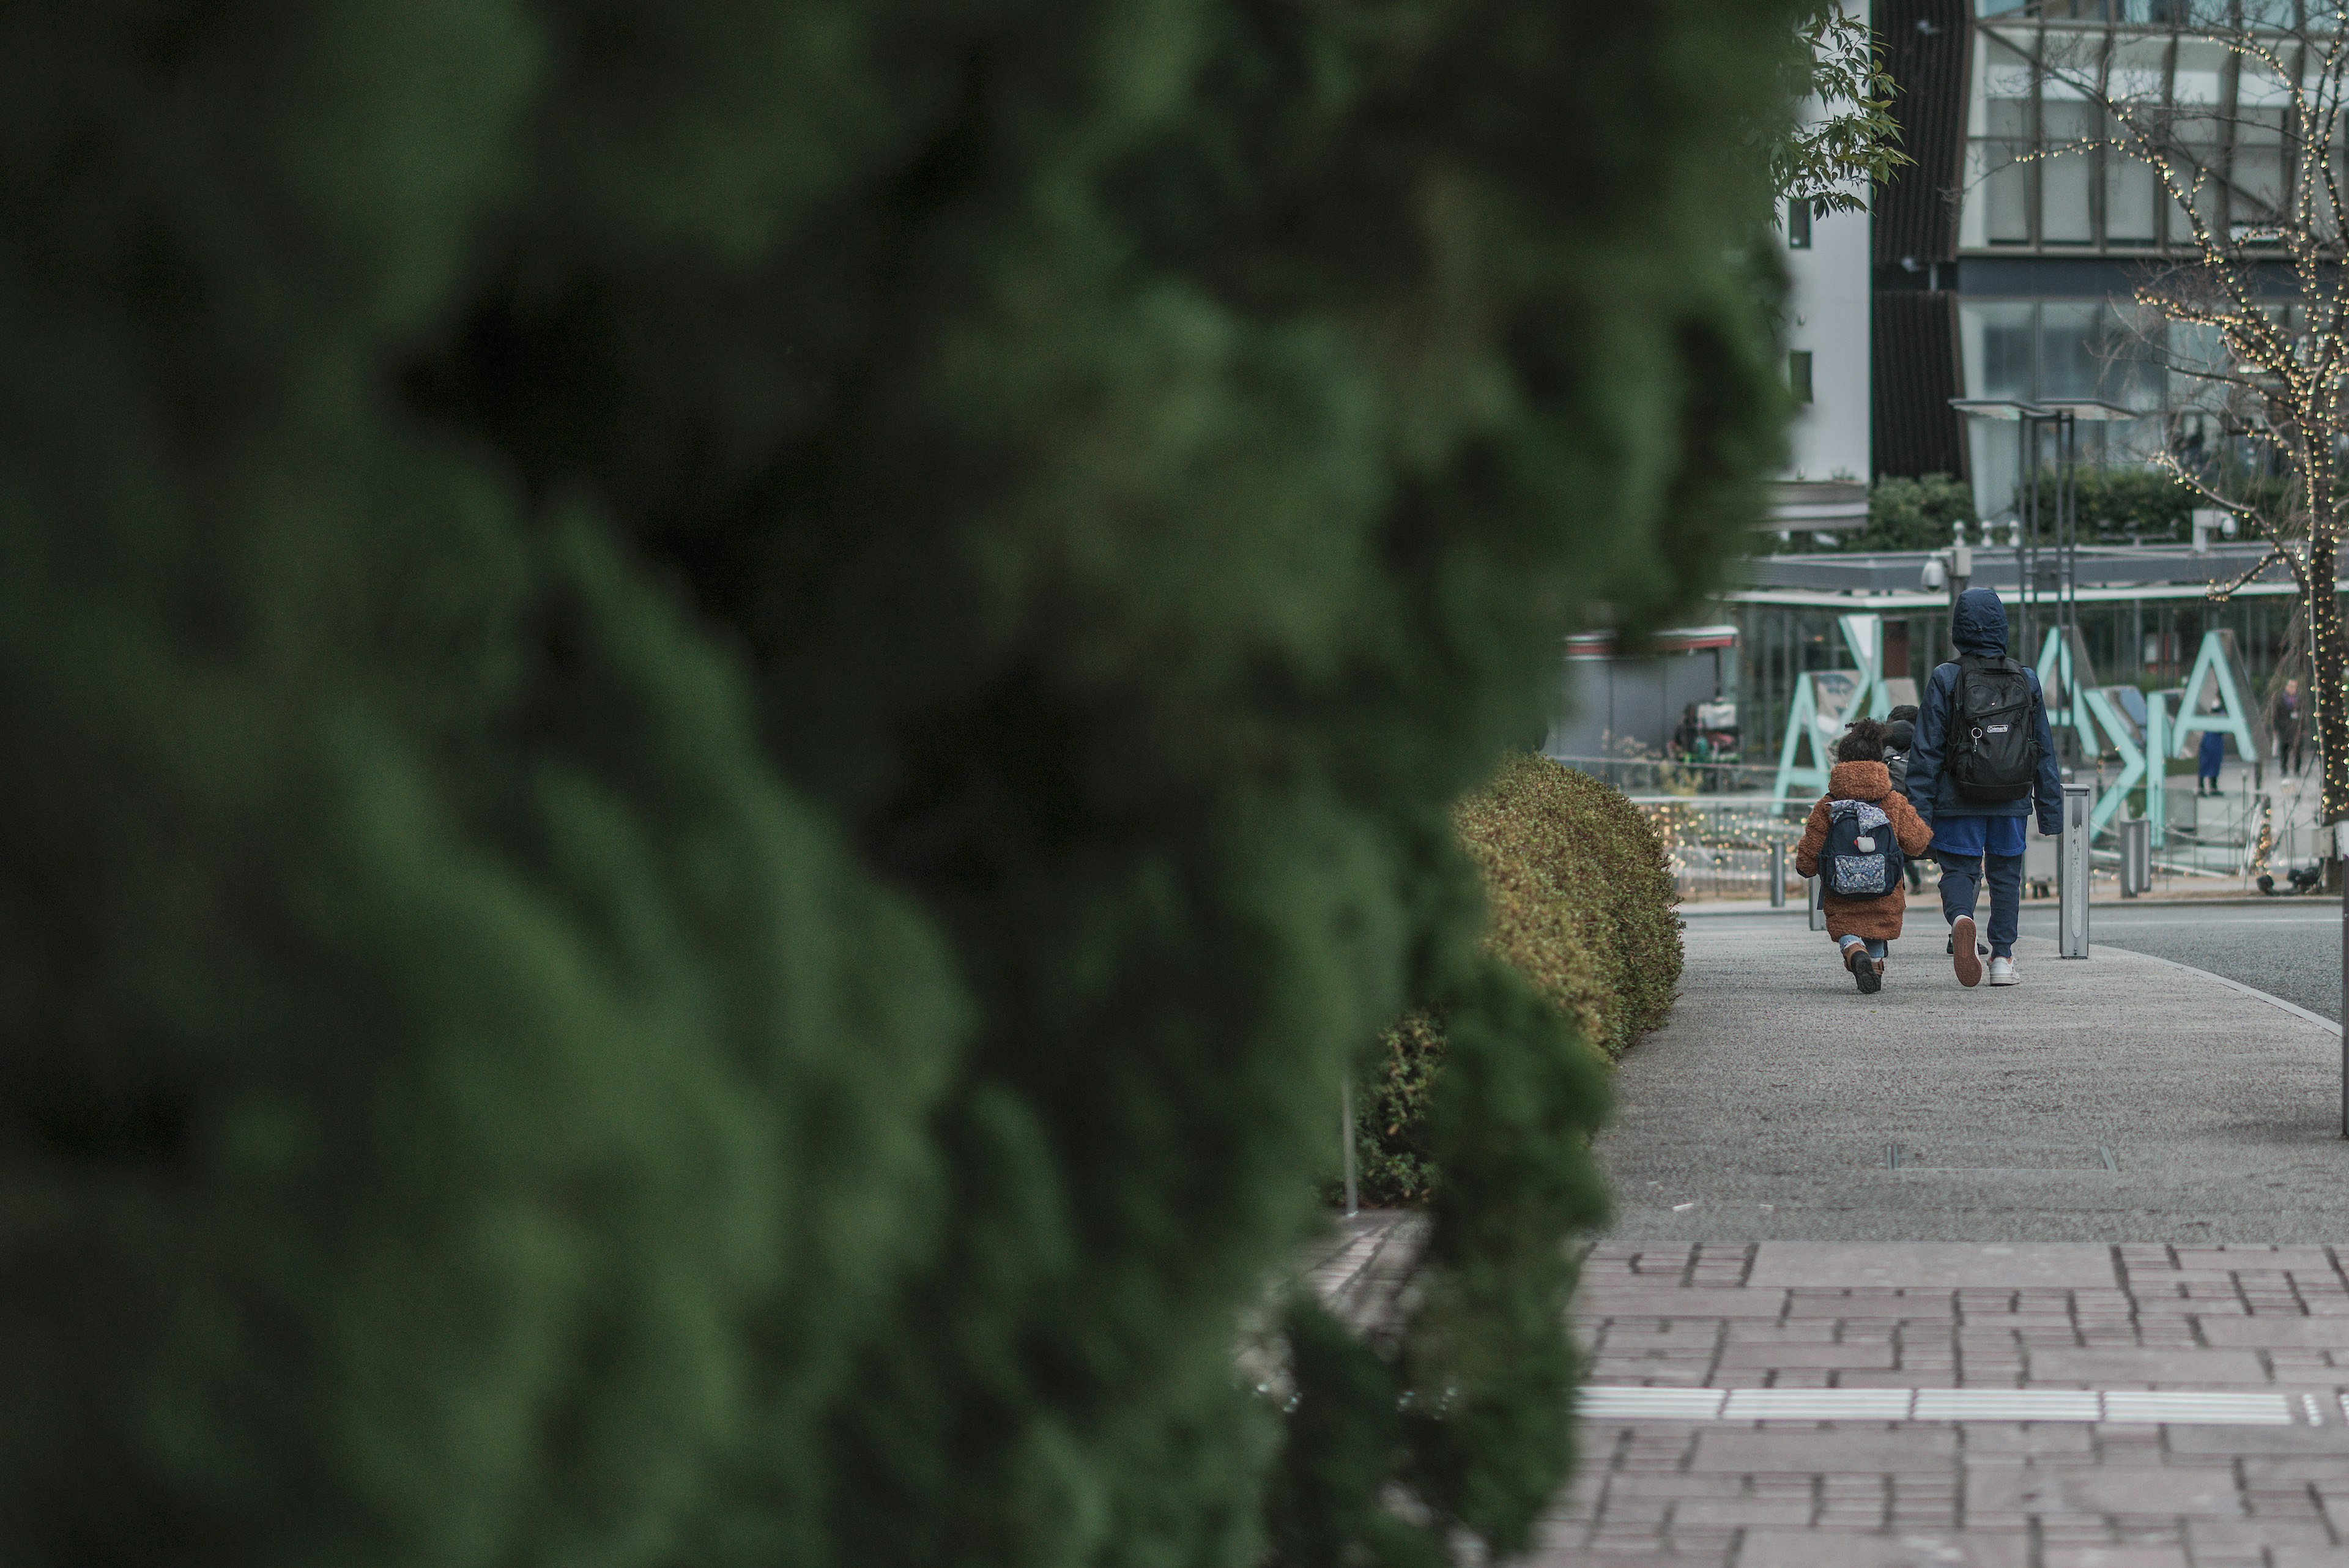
[1578,1385,2300,1426]
[1885,1142,2117,1171]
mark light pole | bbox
[2036,400,2137,704]
[1951,398,2133,756]
[1951,398,2051,664]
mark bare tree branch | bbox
[2205,543,2295,603]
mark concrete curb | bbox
[1679,894,2321,916]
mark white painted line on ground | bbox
[1721,1388,1914,1421]
[1579,1384,2301,1427]
[2101,1391,2296,1425]
[1910,1389,2100,1422]
[1576,1388,1724,1421]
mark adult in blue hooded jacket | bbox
[1904,587,2063,986]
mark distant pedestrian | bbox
[2197,726,2226,795]
[1794,719,1932,994]
[1902,588,2063,988]
[2274,677,2304,775]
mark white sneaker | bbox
[1987,956,2019,986]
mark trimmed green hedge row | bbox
[1352,758,1680,1205]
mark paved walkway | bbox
[1309,915,2349,1567]
[1596,919,2345,1244]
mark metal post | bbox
[2017,416,2035,668]
[1770,840,1787,908]
[2145,691,2168,850]
[2119,817,2149,897]
[1808,872,1826,932]
[2061,412,2079,656]
[2060,781,2093,957]
[1340,1079,1357,1216]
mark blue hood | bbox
[1951,587,2008,656]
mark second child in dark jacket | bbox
[1883,704,1921,891]
[1882,704,1919,795]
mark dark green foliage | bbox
[1280,957,1612,1565]
[1354,1013,1449,1208]
[1850,473,1977,551]
[3,2,1799,1566]
[1406,964,1612,1549]
[2070,466,2197,541]
[1352,762,1681,1208]
[1264,1302,1441,1568]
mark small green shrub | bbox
[1850,474,1976,552]
[1460,757,1682,1057]
[1348,759,1679,1205]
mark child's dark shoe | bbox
[1846,943,1882,995]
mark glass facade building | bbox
[1708,0,2344,771]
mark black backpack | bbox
[1823,799,1901,899]
[1947,654,2038,802]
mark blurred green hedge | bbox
[1352,759,1680,1206]
[1,2,1790,1566]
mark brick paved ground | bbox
[1536,1241,2349,1567]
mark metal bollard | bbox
[2118,817,2150,898]
[1340,1079,1357,1216]
[1770,841,1787,908]
[2059,782,2092,957]
[1808,872,1826,932]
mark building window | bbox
[1959,15,2349,254]
[1789,350,1814,404]
[1786,198,1812,249]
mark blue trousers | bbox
[1936,851,2021,957]
[1836,935,1888,960]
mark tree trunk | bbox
[2309,538,2349,827]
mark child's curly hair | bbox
[1836,717,1888,764]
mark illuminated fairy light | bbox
[2006,10,2349,829]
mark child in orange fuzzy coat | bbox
[1794,718,1934,994]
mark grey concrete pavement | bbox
[1594,917,2349,1244]
[2017,902,2345,1025]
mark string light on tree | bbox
[2022,6,2349,828]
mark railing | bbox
[1546,754,1781,798]
[1621,795,1811,901]
[1616,780,2325,901]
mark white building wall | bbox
[1779,0,1872,493]
[1784,202,1872,484]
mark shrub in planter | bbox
[1351,759,1680,1206]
